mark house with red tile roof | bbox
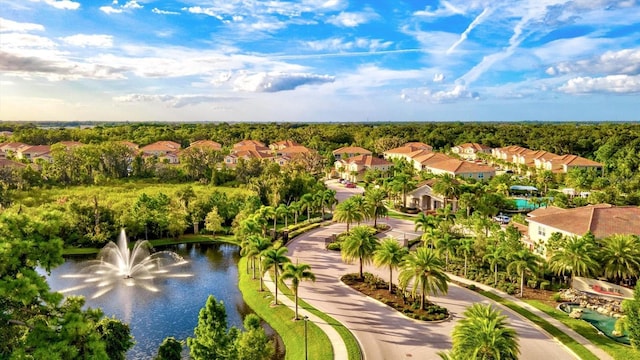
[224,141,272,167]
[233,140,266,149]
[16,145,51,162]
[527,204,640,256]
[0,142,30,155]
[334,154,391,182]
[269,140,302,151]
[491,145,602,174]
[451,142,492,160]
[189,140,222,151]
[383,143,433,163]
[332,146,372,161]
[425,158,496,180]
[0,159,26,168]
[140,141,181,164]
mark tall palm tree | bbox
[341,226,379,279]
[262,246,291,305]
[373,238,408,293]
[276,203,289,231]
[350,195,370,225]
[433,174,459,209]
[333,198,364,233]
[414,213,438,233]
[249,235,273,288]
[548,236,600,287]
[457,238,475,279]
[445,303,520,360]
[323,189,338,215]
[365,188,387,227]
[507,249,541,298]
[300,193,314,222]
[483,245,506,285]
[399,247,449,310]
[288,201,301,226]
[599,234,640,284]
[281,262,316,320]
[435,233,458,271]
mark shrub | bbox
[552,293,563,302]
[540,281,550,290]
[527,279,538,289]
[326,242,341,251]
[468,284,477,291]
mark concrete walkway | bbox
[262,272,350,360]
[446,272,614,360]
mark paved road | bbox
[287,223,577,360]
[285,180,578,360]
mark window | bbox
[537,226,546,237]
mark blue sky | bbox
[1,0,639,122]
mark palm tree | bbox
[445,303,520,360]
[414,213,438,233]
[399,247,449,310]
[457,192,476,218]
[457,238,475,278]
[276,203,289,231]
[249,235,273,288]
[281,262,316,319]
[323,189,338,215]
[548,236,599,287]
[435,233,458,271]
[341,226,379,279]
[300,193,314,222]
[350,195,370,225]
[262,246,291,305]
[483,245,506,285]
[333,197,364,233]
[433,174,459,209]
[365,188,387,227]
[599,234,640,284]
[507,249,541,298]
[373,238,408,293]
[288,201,301,226]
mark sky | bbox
[1,0,639,123]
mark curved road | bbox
[285,180,577,360]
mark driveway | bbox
[287,223,577,360]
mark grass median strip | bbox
[478,290,599,360]
[524,300,639,360]
[238,257,333,360]
[277,276,362,360]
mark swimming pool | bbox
[512,198,539,210]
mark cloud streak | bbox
[233,72,335,92]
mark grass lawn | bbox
[277,274,362,360]
[478,290,600,360]
[524,299,639,360]
[62,234,237,255]
[238,257,334,360]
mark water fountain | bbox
[62,229,192,299]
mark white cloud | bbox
[152,8,179,15]
[433,73,445,82]
[2,33,57,49]
[183,6,224,21]
[0,18,45,32]
[113,93,236,107]
[100,0,142,15]
[233,72,335,92]
[401,85,479,103]
[304,37,392,52]
[327,9,379,27]
[100,6,123,14]
[31,0,80,10]
[414,0,468,17]
[548,49,640,76]
[60,34,113,48]
[558,75,640,94]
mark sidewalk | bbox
[446,272,613,360]
[262,272,350,360]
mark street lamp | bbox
[303,315,309,360]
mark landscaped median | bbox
[238,257,363,360]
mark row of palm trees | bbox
[333,188,388,232]
[340,225,449,310]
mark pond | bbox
[559,303,630,345]
[46,242,282,359]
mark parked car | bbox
[345,183,356,188]
[493,215,510,224]
[339,178,346,183]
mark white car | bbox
[493,215,510,224]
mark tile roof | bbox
[140,141,181,152]
[333,146,372,155]
[551,154,603,167]
[234,140,265,148]
[528,204,640,238]
[270,140,302,149]
[0,159,26,168]
[346,154,391,167]
[428,158,495,174]
[19,145,51,155]
[454,142,491,151]
[278,145,311,154]
[189,140,222,150]
[0,142,29,152]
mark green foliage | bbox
[96,317,135,360]
[234,314,274,360]
[155,337,183,360]
[399,247,449,310]
[623,285,640,350]
[188,295,240,360]
[341,226,379,279]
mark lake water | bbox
[46,242,278,359]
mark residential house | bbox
[451,142,492,160]
[140,141,181,164]
[0,158,26,169]
[16,145,52,162]
[269,140,302,151]
[234,140,266,149]
[491,145,602,174]
[527,204,640,256]
[224,140,272,167]
[425,159,496,180]
[536,154,603,173]
[189,140,222,151]
[334,154,391,182]
[0,142,30,157]
[383,143,433,163]
[407,179,458,212]
[332,146,372,161]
